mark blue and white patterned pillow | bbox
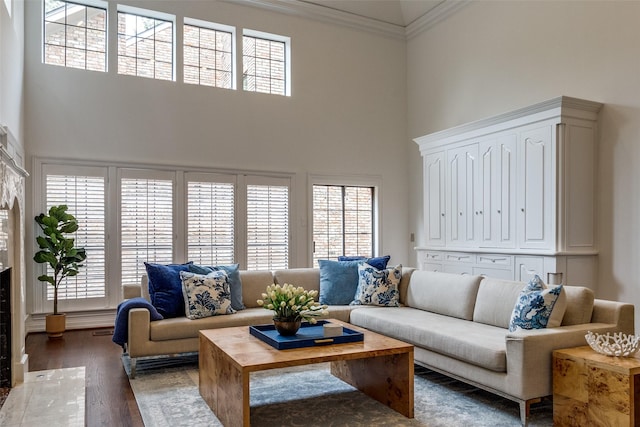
[509,275,565,332]
[350,263,402,307]
[179,271,236,320]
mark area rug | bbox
[125,355,553,427]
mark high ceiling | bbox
[302,0,445,27]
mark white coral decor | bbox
[585,331,640,357]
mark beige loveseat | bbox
[122,268,633,424]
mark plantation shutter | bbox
[120,171,174,286]
[44,170,106,301]
[246,177,290,270]
[186,173,235,265]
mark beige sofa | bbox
[122,268,633,424]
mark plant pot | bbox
[273,318,302,336]
[46,313,66,339]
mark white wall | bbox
[407,1,640,329]
[1,0,25,148]
[23,1,409,273]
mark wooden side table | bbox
[553,346,640,426]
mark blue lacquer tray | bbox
[249,320,364,350]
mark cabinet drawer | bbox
[421,262,442,272]
[420,251,443,262]
[443,253,474,263]
[472,266,514,281]
[476,254,513,267]
[443,264,473,275]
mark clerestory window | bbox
[242,29,290,96]
[183,18,235,89]
[117,6,175,81]
[43,0,107,72]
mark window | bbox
[184,18,235,89]
[41,166,107,308]
[186,173,235,265]
[35,160,293,314]
[120,171,174,286]
[246,178,290,270]
[117,6,174,80]
[43,0,107,71]
[243,29,290,96]
[312,184,374,267]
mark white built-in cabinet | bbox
[415,97,602,287]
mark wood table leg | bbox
[200,336,250,427]
[330,350,414,418]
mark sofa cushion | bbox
[318,260,363,305]
[351,264,402,306]
[239,270,276,308]
[473,278,525,328]
[148,305,352,341]
[273,268,320,292]
[180,271,235,320]
[397,267,417,305]
[188,263,245,311]
[337,255,390,270]
[350,306,507,372]
[508,276,566,332]
[150,308,275,341]
[405,271,482,320]
[144,262,193,318]
[561,286,595,325]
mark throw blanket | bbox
[113,297,163,347]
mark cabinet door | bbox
[478,134,516,248]
[446,145,478,247]
[423,152,446,246]
[517,125,554,250]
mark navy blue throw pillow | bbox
[144,262,193,318]
[337,255,391,271]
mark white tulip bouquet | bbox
[257,283,329,323]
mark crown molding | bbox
[225,0,405,39]
[224,0,468,40]
[405,0,470,40]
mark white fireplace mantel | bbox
[0,124,29,386]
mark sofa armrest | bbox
[127,307,151,358]
[505,322,622,399]
[591,299,634,334]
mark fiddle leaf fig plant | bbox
[34,205,87,315]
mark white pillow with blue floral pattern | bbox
[508,275,566,332]
[350,263,402,307]
[179,270,236,320]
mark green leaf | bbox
[60,222,78,234]
[37,275,55,286]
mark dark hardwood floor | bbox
[25,328,143,427]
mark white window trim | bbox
[308,173,382,266]
[242,28,291,96]
[116,4,177,81]
[32,160,112,314]
[184,17,237,90]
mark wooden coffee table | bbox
[199,319,414,427]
